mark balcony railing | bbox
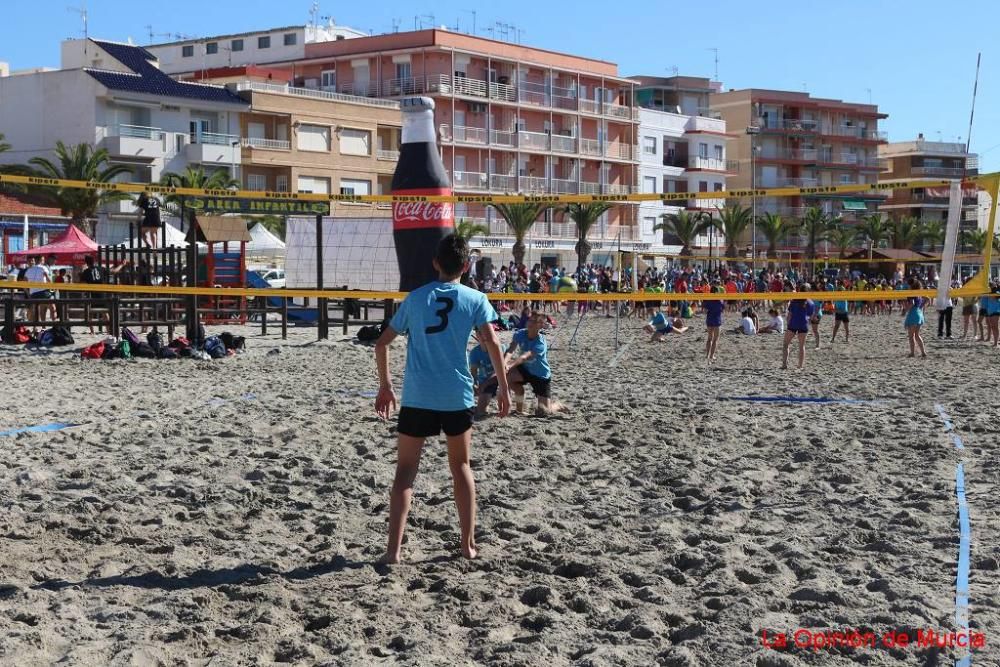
[688,156,738,172]
[580,138,602,156]
[604,143,633,160]
[518,82,548,107]
[453,171,489,190]
[115,124,164,140]
[760,118,819,132]
[519,130,550,151]
[381,77,425,96]
[490,129,516,147]
[192,131,240,146]
[241,137,291,150]
[911,166,967,177]
[521,176,548,192]
[579,99,600,115]
[235,81,400,109]
[580,181,601,194]
[489,81,516,103]
[551,178,578,194]
[604,184,632,195]
[821,126,887,141]
[551,134,576,153]
[441,124,488,145]
[774,177,819,187]
[338,80,380,97]
[376,149,400,161]
[605,103,632,120]
[490,174,517,191]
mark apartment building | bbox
[710,89,887,240]
[879,134,979,229]
[146,22,367,76]
[633,76,733,256]
[281,28,641,266]
[0,39,248,241]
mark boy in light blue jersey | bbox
[643,309,688,342]
[375,235,510,563]
[504,311,562,416]
[468,333,498,418]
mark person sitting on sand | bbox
[374,234,510,564]
[643,308,688,342]
[735,308,757,335]
[759,308,784,334]
[504,311,562,416]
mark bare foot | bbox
[378,552,401,565]
[461,544,478,560]
[781,364,788,370]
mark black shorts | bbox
[478,375,499,397]
[835,312,849,323]
[789,326,807,334]
[516,366,551,398]
[29,290,53,300]
[963,305,975,316]
[397,406,474,438]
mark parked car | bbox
[260,269,285,289]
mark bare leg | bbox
[781,330,793,369]
[916,327,927,357]
[907,327,916,357]
[383,434,426,564]
[445,429,477,559]
[797,332,806,369]
[844,321,850,342]
[831,320,840,342]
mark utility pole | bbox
[746,125,761,273]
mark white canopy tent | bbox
[116,223,193,248]
[247,222,286,264]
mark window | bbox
[713,182,724,192]
[284,33,297,46]
[247,174,267,191]
[642,137,656,155]
[713,144,723,160]
[839,173,854,184]
[643,216,657,235]
[258,35,271,49]
[643,176,657,194]
[206,42,218,55]
[231,39,244,52]
[296,124,330,152]
[699,181,709,192]
[699,143,708,158]
[340,178,372,196]
[321,70,336,90]
[276,174,289,192]
[182,45,194,58]
[395,62,411,80]
[339,128,371,155]
[297,176,330,194]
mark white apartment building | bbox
[637,107,730,257]
[146,22,367,77]
[0,39,249,242]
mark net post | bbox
[281,297,288,340]
[183,197,199,341]
[316,213,328,340]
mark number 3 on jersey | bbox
[425,296,454,334]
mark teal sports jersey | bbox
[834,289,848,313]
[512,329,551,379]
[650,312,671,332]
[390,281,498,410]
[468,344,494,383]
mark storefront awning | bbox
[842,200,868,211]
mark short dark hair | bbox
[435,233,470,277]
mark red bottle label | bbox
[392,188,455,230]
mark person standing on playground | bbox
[374,234,510,564]
[136,192,162,249]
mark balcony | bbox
[760,118,819,132]
[428,74,488,98]
[377,149,400,161]
[604,143,633,160]
[489,81,516,103]
[441,124,488,145]
[579,98,600,115]
[102,124,165,159]
[551,134,576,153]
[604,184,632,195]
[759,147,817,162]
[186,133,240,164]
[381,77,425,96]
[518,130,550,152]
[490,174,517,191]
[241,137,291,151]
[490,129,516,148]
[453,171,489,191]
[580,138,602,157]
[821,126,887,141]
[551,178,578,194]
[773,177,819,187]
[580,181,601,195]
[518,81,548,107]
[521,176,548,192]
[235,81,400,110]
[911,166,967,178]
[338,80,380,97]
[604,103,632,120]
[688,156,738,172]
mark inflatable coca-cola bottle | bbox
[391,97,455,291]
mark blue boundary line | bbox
[0,422,80,437]
[936,403,972,667]
[718,396,882,404]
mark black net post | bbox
[316,213,328,339]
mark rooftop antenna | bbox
[669,65,679,77]
[706,47,718,81]
[309,1,321,31]
[865,87,872,104]
[965,52,981,159]
[463,10,477,35]
[391,18,401,33]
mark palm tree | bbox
[756,212,797,265]
[564,202,614,268]
[825,224,859,259]
[0,133,10,154]
[23,141,132,236]
[711,203,753,264]
[798,206,832,264]
[653,210,709,266]
[160,166,240,226]
[858,212,890,251]
[454,218,489,241]
[921,220,945,252]
[487,202,548,267]
[961,228,987,253]
[889,216,922,251]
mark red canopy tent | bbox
[7,224,97,265]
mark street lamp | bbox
[746,125,761,274]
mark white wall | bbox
[0,69,100,166]
[149,29,306,75]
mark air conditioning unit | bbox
[469,103,487,113]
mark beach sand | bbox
[0,312,997,665]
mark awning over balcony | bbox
[842,200,867,211]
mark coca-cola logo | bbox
[393,201,455,223]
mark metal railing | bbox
[521,176,548,192]
[490,129,516,147]
[489,81,516,102]
[551,178,578,194]
[241,137,291,150]
[604,103,632,120]
[235,81,399,109]
[579,99,600,115]
[194,132,240,146]
[604,183,632,195]
[821,126,887,141]
[376,149,400,161]
[448,125,488,145]
[490,174,517,191]
[338,80,380,97]
[452,171,489,190]
[381,77,425,96]
[774,177,819,187]
[580,138,602,156]
[518,130,550,151]
[688,156,737,171]
[551,134,576,153]
[518,83,548,107]
[911,166,966,177]
[115,124,164,140]
[604,143,633,160]
[580,181,601,194]
[760,118,819,132]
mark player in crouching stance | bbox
[374,235,510,563]
[504,311,565,416]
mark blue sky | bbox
[3,0,998,171]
